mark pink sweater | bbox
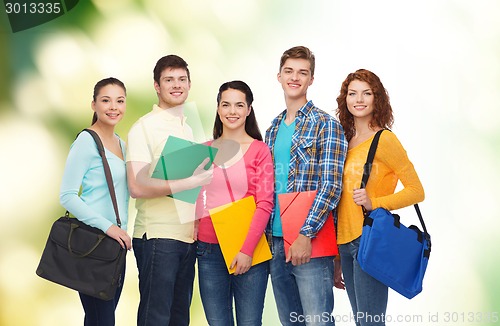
[197,140,274,256]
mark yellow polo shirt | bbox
[337,131,425,244]
[126,104,195,243]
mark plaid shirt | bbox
[265,100,347,238]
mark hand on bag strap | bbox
[359,129,384,217]
[359,129,431,250]
[360,129,385,189]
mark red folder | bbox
[278,190,338,258]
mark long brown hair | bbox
[336,69,393,141]
[91,77,126,125]
[213,80,262,141]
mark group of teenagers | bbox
[59,45,425,326]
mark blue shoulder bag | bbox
[357,130,431,299]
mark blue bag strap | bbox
[360,129,431,253]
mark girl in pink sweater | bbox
[196,80,274,326]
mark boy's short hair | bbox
[279,46,315,77]
[153,55,191,84]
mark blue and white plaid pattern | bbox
[265,101,347,238]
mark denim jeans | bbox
[339,237,388,326]
[79,263,125,326]
[269,237,335,326]
[197,241,269,326]
[133,235,196,326]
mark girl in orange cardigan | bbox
[335,69,424,326]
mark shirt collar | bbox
[297,100,314,117]
[152,104,187,123]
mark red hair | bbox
[336,69,394,141]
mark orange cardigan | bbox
[337,131,424,244]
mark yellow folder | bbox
[209,196,272,274]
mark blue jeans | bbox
[339,237,388,326]
[197,241,269,326]
[133,235,196,326]
[79,263,125,326]
[269,237,335,326]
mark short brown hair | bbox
[153,55,190,84]
[279,46,315,77]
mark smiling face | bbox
[277,58,314,101]
[217,88,251,133]
[91,84,126,127]
[154,67,191,109]
[346,79,375,121]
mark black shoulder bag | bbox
[36,129,127,301]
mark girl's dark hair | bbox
[213,80,262,141]
[91,77,126,125]
[336,69,393,141]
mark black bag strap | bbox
[82,129,122,228]
[360,129,385,189]
[360,129,430,241]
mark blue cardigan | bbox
[60,131,129,233]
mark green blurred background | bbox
[1,0,499,325]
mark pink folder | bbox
[278,190,338,258]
